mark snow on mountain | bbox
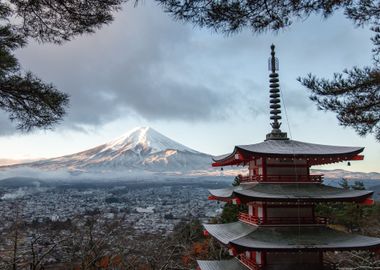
[103,127,198,155]
[5,127,213,175]
[2,127,378,181]
[0,158,40,166]
[311,169,380,180]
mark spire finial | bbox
[270,44,278,73]
[266,44,288,141]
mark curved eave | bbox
[231,226,380,252]
[197,259,249,270]
[204,222,380,252]
[212,140,364,167]
[203,222,257,245]
[236,147,364,159]
[237,140,364,157]
[235,184,373,203]
[212,148,242,167]
[209,184,373,203]
[209,187,235,198]
[209,183,257,199]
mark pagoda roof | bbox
[212,139,364,167]
[203,221,257,245]
[197,259,248,270]
[209,183,373,203]
[204,222,380,251]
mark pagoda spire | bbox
[266,44,289,140]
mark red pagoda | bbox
[197,45,380,270]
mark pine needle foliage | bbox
[0,1,125,131]
[157,0,380,141]
[2,0,379,137]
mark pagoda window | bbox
[257,205,264,219]
[266,205,314,224]
[255,251,263,264]
[266,252,321,269]
[267,206,313,218]
[266,166,308,176]
[248,204,254,216]
[249,158,265,178]
[240,251,265,267]
[266,159,309,176]
[248,160,259,177]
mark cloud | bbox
[1,188,28,200]
[9,5,373,137]
[0,167,72,180]
[13,2,232,134]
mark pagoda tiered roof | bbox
[209,183,373,203]
[204,222,380,252]
[197,259,249,270]
[203,221,257,244]
[212,139,364,167]
[198,45,379,270]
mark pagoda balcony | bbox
[238,255,262,270]
[264,263,336,270]
[238,212,328,226]
[238,254,337,270]
[240,174,323,183]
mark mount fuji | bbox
[3,127,376,181]
[3,127,215,177]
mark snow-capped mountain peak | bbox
[9,126,211,174]
[101,126,198,155]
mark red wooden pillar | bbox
[263,203,267,224]
[262,157,267,182]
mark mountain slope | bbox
[2,127,379,180]
[312,169,380,180]
[11,127,212,173]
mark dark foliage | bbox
[220,203,240,223]
[232,174,242,187]
[7,1,124,44]
[2,0,379,136]
[157,0,351,34]
[158,0,380,141]
[0,1,124,131]
[299,66,380,141]
[339,178,350,189]
[316,180,373,232]
[219,177,248,223]
[172,219,205,243]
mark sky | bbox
[0,1,379,173]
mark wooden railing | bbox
[237,255,337,270]
[238,212,328,225]
[238,255,262,270]
[239,212,261,224]
[265,263,335,270]
[240,174,323,183]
